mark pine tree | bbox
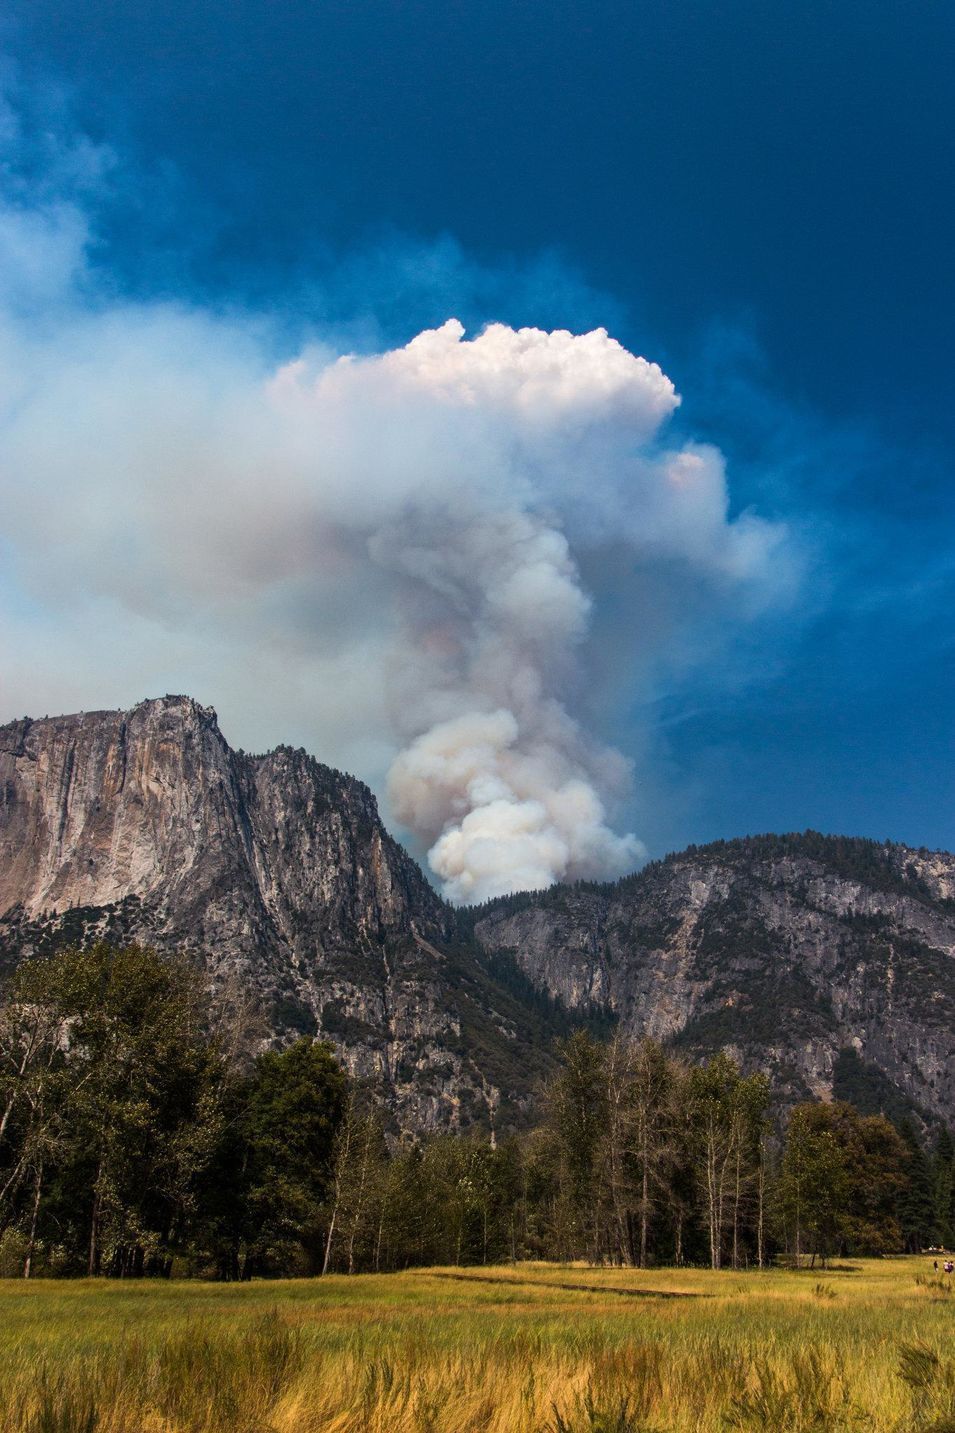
[932,1128,955,1248]
[242,1037,346,1275]
[897,1120,934,1254]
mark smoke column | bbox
[268,320,784,900]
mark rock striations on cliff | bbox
[0,696,564,1130]
[473,833,955,1124]
[1,697,953,1129]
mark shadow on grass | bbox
[427,1271,707,1300]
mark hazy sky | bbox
[1,0,953,884]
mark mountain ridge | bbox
[473,830,955,1124]
[2,697,953,1129]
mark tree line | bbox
[0,943,951,1278]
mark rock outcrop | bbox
[473,833,955,1124]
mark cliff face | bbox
[0,697,559,1130]
[473,834,955,1124]
[0,698,438,931]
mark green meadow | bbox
[0,1258,952,1432]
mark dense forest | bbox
[0,944,951,1279]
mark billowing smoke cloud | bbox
[261,319,787,900]
[0,99,797,901]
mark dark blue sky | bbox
[5,0,954,854]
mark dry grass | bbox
[0,1259,952,1431]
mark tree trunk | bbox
[756,1146,765,1269]
[324,1101,356,1276]
[639,1161,649,1269]
[23,1160,43,1278]
[705,1132,716,1269]
[88,1167,103,1278]
[347,1118,374,1276]
[732,1145,741,1270]
[322,1204,338,1277]
[0,1094,17,1150]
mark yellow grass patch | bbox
[0,1258,951,1431]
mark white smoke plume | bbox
[0,130,796,901]
[261,319,786,899]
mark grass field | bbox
[0,1259,952,1432]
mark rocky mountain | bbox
[0,697,569,1131]
[472,832,955,1125]
[2,697,953,1131]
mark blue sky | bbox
[1,0,953,878]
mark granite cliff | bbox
[472,833,955,1124]
[0,697,566,1130]
[1,698,953,1129]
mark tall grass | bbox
[0,1259,950,1432]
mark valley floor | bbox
[0,1258,951,1431]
